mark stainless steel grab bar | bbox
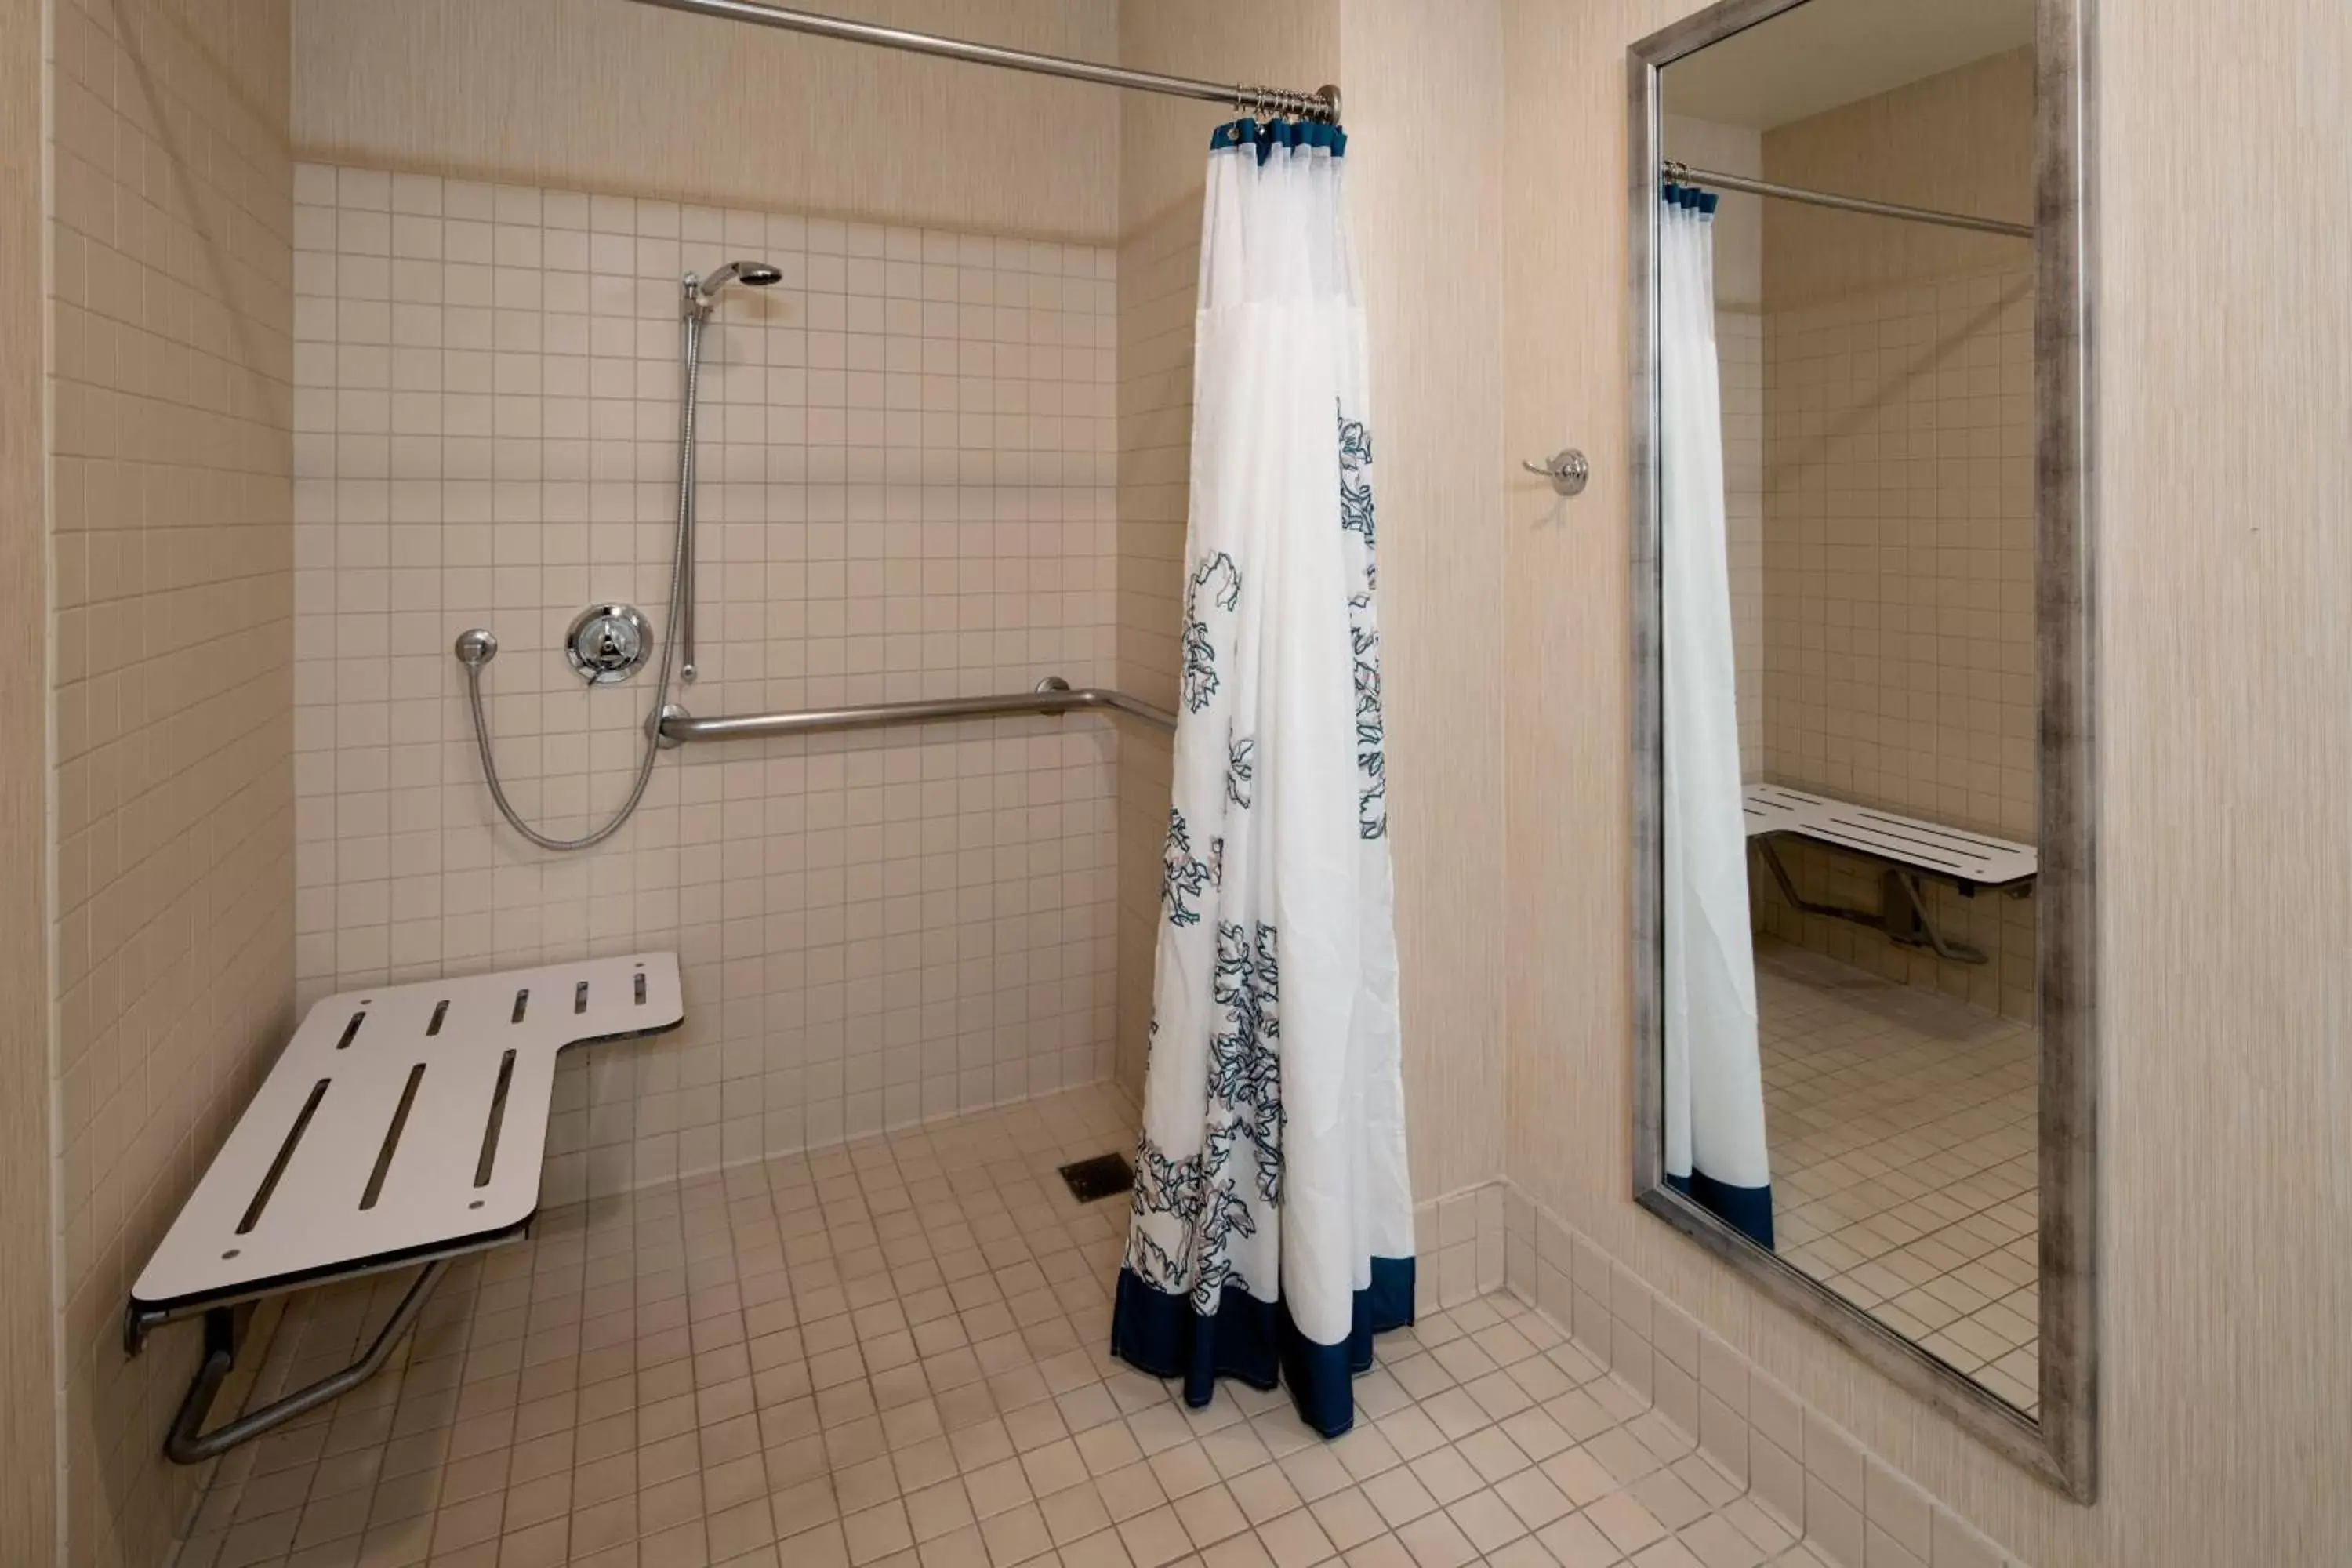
[653,676,1177,748]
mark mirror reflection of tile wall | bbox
[1756,45,2038,1025]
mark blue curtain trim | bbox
[1210,117,1348,162]
[1110,1257,1414,1438]
[1659,183,1719,216]
[1667,1171,1774,1249]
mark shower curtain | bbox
[1658,182,1773,1248]
[1112,118,1414,1438]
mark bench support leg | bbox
[165,1260,448,1465]
[1754,842,1989,967]
[1880,868,1990,966]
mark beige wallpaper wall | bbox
[46,3,298,1566]
[1338,0,1514,1205]
[1,2,58,1564]
[290,161,1121,1189]
[1502,0,2352,1563]
[1110,0,1512,1203]
[289,0,1122,245]
[1753,53,2038,1017]
[2093,0,2352,1555]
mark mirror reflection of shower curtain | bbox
[1659,184,1774,1248]
[1111,118,1414,1438]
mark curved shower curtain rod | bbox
[624,0,1341,123]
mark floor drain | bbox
[1058,1152,1134,1203]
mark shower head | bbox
[684,260,782,317]
[708,260,782,290]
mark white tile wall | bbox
[291,163,1123,1190]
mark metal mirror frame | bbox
[1626,0,2096,1501]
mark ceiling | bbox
[1661,0,2034,130]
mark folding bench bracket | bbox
[1755,839,1994,965]
[164,1260,449,1466]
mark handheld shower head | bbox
[708,260,783,290]
[684,260,783,317]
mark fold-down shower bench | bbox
[125,953,684,1462]
[1742,784,2036,965]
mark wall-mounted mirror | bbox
[1628,0,2095,1498]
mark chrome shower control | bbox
[565,604,652,684]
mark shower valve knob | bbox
[565,604,653,684]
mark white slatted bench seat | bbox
[1742,784,2036,965]
[125,953,684,1462]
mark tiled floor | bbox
[179,1083,1848,1568]
[1755,940,2042,1414]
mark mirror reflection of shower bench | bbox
[1741,783,2036,966]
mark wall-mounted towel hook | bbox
[1522,449,1589,497]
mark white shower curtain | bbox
[1112,118,1414,1437]
[1658,183,1774,1248]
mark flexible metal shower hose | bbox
[460,311,705,851]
